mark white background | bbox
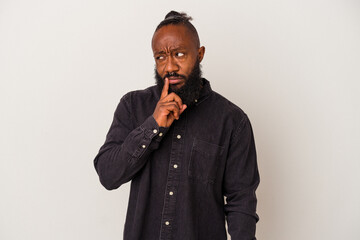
[1,0,359,239]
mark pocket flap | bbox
[192,138,224,157]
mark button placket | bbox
[159,118,186,240]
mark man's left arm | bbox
[223,115,260,240]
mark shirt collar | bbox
[194,78,212,106]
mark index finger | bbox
[160,78,169,99]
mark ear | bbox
[198,46,205,63]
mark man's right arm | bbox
[94,93,167,190]
[94,78,186,190]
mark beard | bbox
[155,60,203,107]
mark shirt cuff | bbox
[140,115,169,142]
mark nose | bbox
[164,56,179,74]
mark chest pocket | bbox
[188,138,224,184]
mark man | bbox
[94,11,259,240]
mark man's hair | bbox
[155,11,200,47]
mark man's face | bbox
[152,24,205,91]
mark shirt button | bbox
[195,99,198,103]
[169,191,174,196]
[173,164,178,169]
[165,221,170,226]
[141,145,146,149]
[153,129,158,134]
[176,134,181,139]
[159,132,163,137]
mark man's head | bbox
[152,11,205,106]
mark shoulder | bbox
[209,90,248,123]
[113,85,159,117]
[209,91,253,142]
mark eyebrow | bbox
[154,47,186,55]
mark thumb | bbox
[180,104,187,114]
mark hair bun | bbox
[164,10,192,21]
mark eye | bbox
[156,55,165,61]
[176,52,185,57]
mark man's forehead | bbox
[152,25,196,51]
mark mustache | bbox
[163,72,187,80]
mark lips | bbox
[168,77,183,85]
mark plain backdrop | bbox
[1,0,359,239]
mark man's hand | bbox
[153,78,187,127]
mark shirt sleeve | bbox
[94,93,168,190]
[223,115,260,240]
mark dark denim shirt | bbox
[94,79,259,240]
